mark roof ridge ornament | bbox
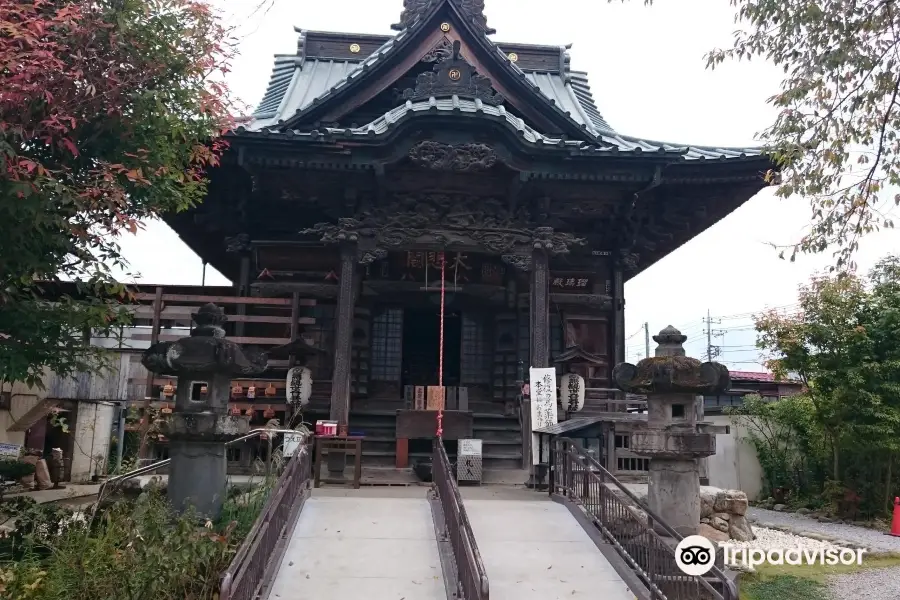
[392,0,495,35]
[402,40,503,105]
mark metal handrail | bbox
[551,437,737,600]
[219,436,312,600]
[432,439,490,600]
[98,427,306,498]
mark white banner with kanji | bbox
[529,367,558,465]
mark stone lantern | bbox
[612,325,729,537]
[142,303,268,518]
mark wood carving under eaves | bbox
[422,37,454,62]
[299,195,584,256]
[402,40,503,105]
[409,141,496,171]
[224,234,251,254]
[501,254,531,271]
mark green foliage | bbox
[747,255,900,514]
[728,394,828,499]
[0,0,235,386]
[0,483,279,600]
[740,574,826,600]
[0,461,35,482]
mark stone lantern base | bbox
[648,458,701,537]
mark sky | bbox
[115,0,900,371]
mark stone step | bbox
[482,456,523,470]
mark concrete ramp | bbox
[267,492,446,600]
[464,495,635,600]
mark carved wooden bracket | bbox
[300,202,585,258]
[501,254,531,271]
[224,234,251,254]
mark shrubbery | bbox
[0,481,275,599]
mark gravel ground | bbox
[747,507,900,553]
[828,565,900,599]
[723,526,855,571]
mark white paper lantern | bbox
[560,373,585,413]
[286,366,312,406]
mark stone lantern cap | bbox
[141,303,268,376]
[612,325,730,395]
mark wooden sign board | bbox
[529,367,558,465]
[550,273,593,292]
[377,252,507,285]
[427,386,445,411]
[414,386,426,410]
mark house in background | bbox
[705,370,804,500]
[0,361,124,483]
[703,370,804,414]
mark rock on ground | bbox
[747,507,900,553]
[828,565,900,600]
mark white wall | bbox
[706,414,765,501]
[70,401,116,482]
[0,381,45,448]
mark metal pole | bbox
[266,434,273,479]
[644,322,650,358]
[201,261,207,288]
[115,403,127,473]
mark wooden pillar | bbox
[330,242,357,426]
[612,265,625,365]
[395,438,409,468]
[530,248,550,368]
[235,254,251,337]
[138,286,164,459]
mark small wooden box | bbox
[427,386,445,411]
[414,386,426,410]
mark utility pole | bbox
[703,309,724,361]
[644,322,650,358]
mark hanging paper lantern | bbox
[230,405,242,416]
[160,403,173,415]
[263,405,276,419]
[265,383,277,397]
[560,373,585,413]
[286,366,312,406]
[245,407,256,420]
[200,384,209,396]
[247,385,257,399]
[231,384,243,398]
[162,383,175,398]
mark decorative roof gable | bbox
[274,0,597,140]
[403,40,503,105]
[393,0,495,35]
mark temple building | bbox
[158,0,771,472]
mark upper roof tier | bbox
[244,0,762,162]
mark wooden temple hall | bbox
[159,0,769,473]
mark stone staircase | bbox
[472,412,524,470]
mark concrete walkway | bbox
[267,489,446,600]
[463,493,635,600]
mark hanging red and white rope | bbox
[437,251,445,439]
